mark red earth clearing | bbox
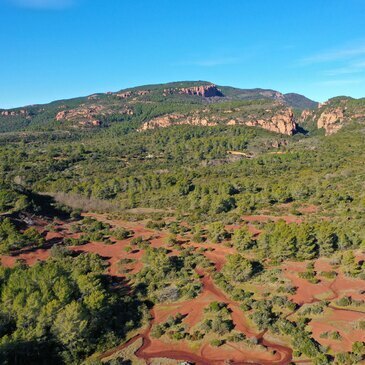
[1,213,364,365]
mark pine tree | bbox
[296,223,318,261]
[316,222,338,256]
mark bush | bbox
[113,227,131,240]
[210,338,224,347]
[207,222,228,243]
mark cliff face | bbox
[180,84,224,97]
[139,113,218,131]
[55,105,133,127]
[228,109,296,135]
[139,108,297,135]
[0,110,27,117]
[309,97,365,135]
[163,84,224,97]
[116,90,150,99]
[254,109,296,135]
[317,108,345,135]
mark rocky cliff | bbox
[0,109,28,117]
[317,108,345,135]
[227,109,296,135]
[55,104,133,127]
[139,113,218,131]
[163,84,224,97]
[139,108,297,135]
[315,97,365,135]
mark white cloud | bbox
[8,0,74,9]
[300,42,365,65]
[315,78,364,87]
[324,60,365,76]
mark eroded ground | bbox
[1,213,364,365]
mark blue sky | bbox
[1,0,365,108]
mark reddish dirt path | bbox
[101,270,293,365]
[241,215,303,224]
[283,260,365,354]
[0,228,65,267]
[310,309,365,352]
[283,261,365,306]
[1,248,50,267]
[2,213,363,363]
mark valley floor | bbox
[1,212,364,365]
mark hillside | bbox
[0,82,364,365]
[0,81,318,134]
[3,81,365,140]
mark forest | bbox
[0,83,364,364]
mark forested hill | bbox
[0,81,318,134]
[1,82,365,365]
[1,80,364,138]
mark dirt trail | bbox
[101,271,293,365]
[284,264,365,353]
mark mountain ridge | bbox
[0,81,317,111]
[0,81,364,136]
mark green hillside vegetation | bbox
[0,82,365,364]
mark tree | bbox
[222,254,254,282]
[113,227,131,240]
[269,221,297,260]
[0,218,23,253]
[341,251,361,276]
[296,223,318,261]
[316,222,338,256]
[207,222,228,243]
[232,226,254,252]
[352,341,365,356]
[52,301,89,360]
[192,224,204,243]
[165,233,178,246]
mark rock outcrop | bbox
[139,113,217,131]
[0,109,27,117]
[56,104,133,127]
[116,90,150,99]
[317,108,345,135]
[139,108,297,135]
[300,109,313,121]
[56,105,104,122]
[180,84,224,97]
[163,84,224,97]
[228,109,296,135]
[116,91,132,99]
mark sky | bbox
[1,0,365,108]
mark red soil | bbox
[2,214,363,364]
[310,309,365,352]
[283,260,365,354]
[102,271,293,365]
[1,248,50,267]
[189,242,236,271]
[227,223,262,237]
[241,215,303,224]
[283,261,365,305]
[299,205,318,214]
